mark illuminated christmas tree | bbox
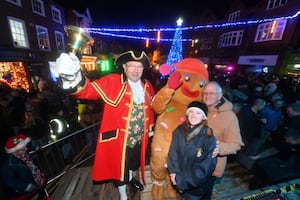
[166,18,183,71]
[158,18,184,79]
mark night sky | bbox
[53,0,235,27]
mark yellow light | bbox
[146,39,149,48]
[157,31,160,43]
[191,39,195,47]
[270,20,277,34]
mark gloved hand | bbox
[49,53,83,90]
[167,71,183,90]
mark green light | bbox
[98,59,113,74]
[101,60,110,71]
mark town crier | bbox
[50,50,155,200]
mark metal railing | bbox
[29,122,99,185]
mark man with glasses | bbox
[51,50,155,200]
[202,81,244,199]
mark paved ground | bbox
[212,160,254,200]
[140,158,254,200]
[50,146,300,200]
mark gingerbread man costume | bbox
[150,58,209,199]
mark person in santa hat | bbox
[0,134,47,200]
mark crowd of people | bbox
[218,71,300,161]
[0,49,300,199]
[0,79,79,151]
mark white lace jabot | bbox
[128,79,145,104]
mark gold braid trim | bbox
[91,81,127,107]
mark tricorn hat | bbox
[115,51,150,68]
[5,134,31,153]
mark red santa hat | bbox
[5,134,31,153]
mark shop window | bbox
[0,62,30,92]
[7,16,29,48]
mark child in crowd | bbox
[0,134,48,200]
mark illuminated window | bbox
[51,6,62,24]
[255,19,286,42]
[6,0,22,6]
[32,0,45,16]
[36,25,50,50]
[7,16,29,48]
[218,30,243,47]
[55,31,65,51]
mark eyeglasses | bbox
[126,64,144,70]
[203,92,221,96]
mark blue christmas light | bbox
[85,10,300,42]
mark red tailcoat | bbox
[74,74,155,183]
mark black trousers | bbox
[113,143,141,187]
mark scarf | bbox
[16,153,45,186]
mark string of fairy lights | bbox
[85,10,300,42]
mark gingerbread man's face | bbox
[173,71,207,104]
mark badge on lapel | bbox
[196,148,203,157]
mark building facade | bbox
[189,0,300,76]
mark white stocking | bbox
[118,185,127,200]
[129,170,133,181]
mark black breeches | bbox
[113,143,141,187]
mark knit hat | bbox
[115,51,150,68]
[186,101,208,120]
[5,134,31,153]
[172,58,209,82]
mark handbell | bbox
[64,25,94,55]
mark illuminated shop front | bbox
[238,55,278,74]
[80,55,97,71]
[0,61,30,92]
[80,55,115,77]
[283,53,300,76]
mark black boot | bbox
[129,178,144,191]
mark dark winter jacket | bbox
[0,153,37,197]
[167,124,217,196]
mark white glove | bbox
[49,53,83,90]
